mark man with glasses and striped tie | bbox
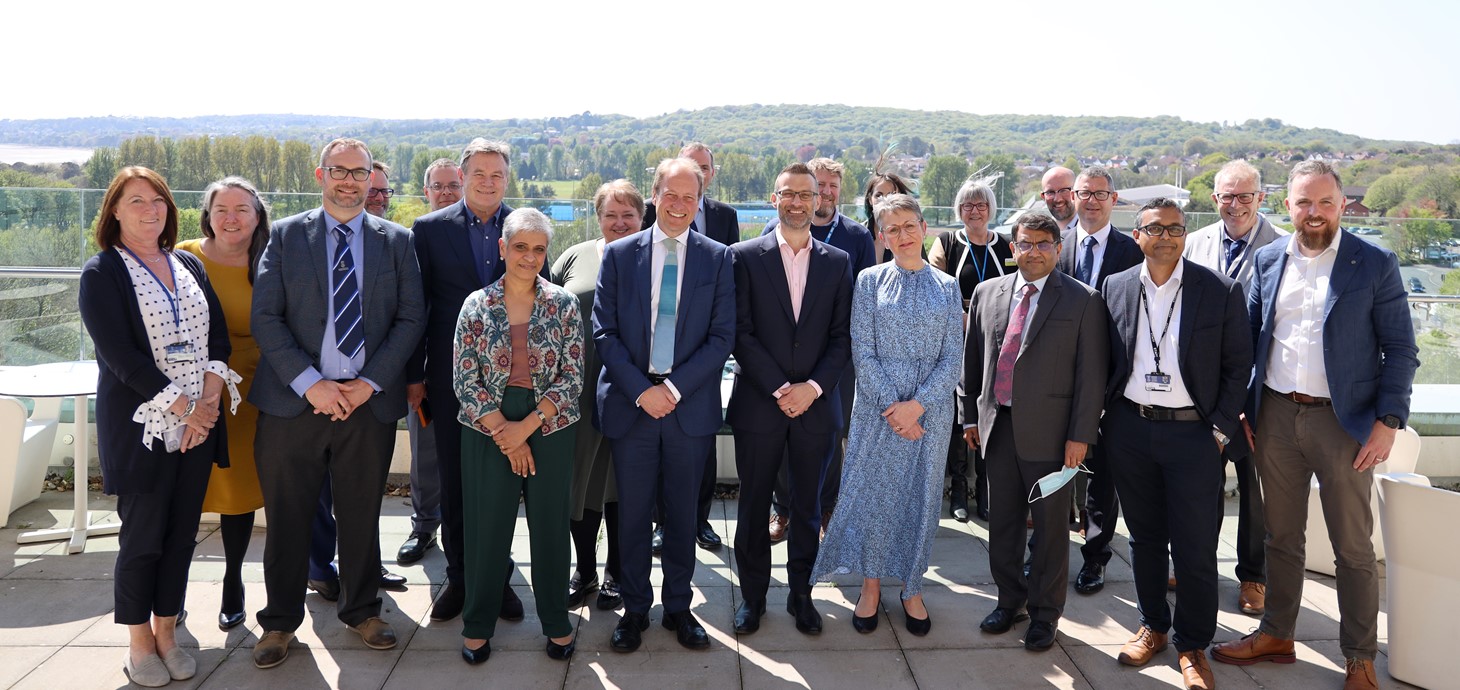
[593,157,736,653]
[248,137,425,669]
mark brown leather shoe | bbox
[348,617,398,650]
[252,631,294,669]
[1118,625,1169,666]
[1179,650,1215,690]
[768,514,789,544]
[1210,630,1295,665]
[1238,581,1266,616]
[1343,658,1378,690]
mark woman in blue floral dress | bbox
[814,194,965,636]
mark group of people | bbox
[78,135,1415,690]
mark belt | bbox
[1269,387,1332,406]
[1125,399,1202,422]
[647,372,668,385]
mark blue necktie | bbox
[1223,237,1247,276]
[1075,235,1096,286]
[332,225,364,360]
[651,237,678,373]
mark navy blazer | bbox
[1247,232,1419,444]
[1058,226,1142,290]
[79,249,231,495]
[593,226,736,439]
[643,198,741,247]
[1103,260,1253,458]
[250,207,425,424]
[725,233,853,434]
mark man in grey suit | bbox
[963,212,1108,652]
[1181,159,1287,616]
[248,138,426,669]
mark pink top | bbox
[506,323,532,388]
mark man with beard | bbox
[1040,166,1079,233]
[727,163,852,636]
[1212,161,1417,690]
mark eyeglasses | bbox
[959,202,990,213]
[427,183,463,193]
[1214,192,1258,204]
[323,166,371,182]
[1073,190,1113,201]
[367,187,395,198]
[1040,187,1072,199]
[776,190,817,202]
[1014,240,1058,253]
[883,222,923,237]
[1136,224,1187,237]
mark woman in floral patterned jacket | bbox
[452,208,584,665]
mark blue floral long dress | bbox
[813,260,965,598]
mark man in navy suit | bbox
[1100,198,1252,689]
[408,139,532,623]
[1213,161,1418,690]
[1056,165,1143,595]
[248,138,425,667]
[726,163,852,636]
[594,157,736,652]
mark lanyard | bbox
[819,214,840,246]
[956,229,1005,287]
[1138,281,1182,374]
[121,247,181,331]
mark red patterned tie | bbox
[994,283,1037,405]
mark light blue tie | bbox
[651,237,678,373]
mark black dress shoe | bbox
[1074,563,1105,594]
[379,567,407,590]
[734,599,765,634]
[976,506,990,522]
[218,611,246,631]
[610,611,649,653]
[901,599,931,636]
[396,531,437,565]
[852,595,879,633]
[951,505,969,522]
[461,640,490,665]
[979,607,1029,634]
[307,578,340,602]
[1024,619,1058,650]
[650,525,664,555]
[596,574,623,610]
[663,610,710,649]
[430,580,465,622]
[695,523,722,550]
[545,637,575,660]
[786,593,823,635]
[500,583,525,621]
[567,571,599,608]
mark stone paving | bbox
[0,490,1417,689]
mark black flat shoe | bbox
[901,599,931,636]
[610,611,649,653]
[461,640,490,665]
[663,610,710,649]
[430,580,465,622]
[218,611,245,631]
[650,526,664,556]
[396,531,437,565]
[696,523,723,550]
[307,578,340,602]
[1074,563,1104,595]
[379,567,407,590]
[979,607,1028,634]
[567,571,599,608]
[500,583,525,621]
[1024,620,1058,651]
[596,575,623,610]
[734,599,765,634]
[545,637,575,660]
[852,595,879,634]
[786,593,822,635]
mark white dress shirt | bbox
[1009,272,1051,358]
[1266,230,1342,398]
[646,225,688,400]
[1074,223,1113,284]
[1123,259,1195,407]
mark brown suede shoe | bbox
[769,514,789,543]
[1210,630,1295,665]
[1117,625,1169,666]
[1343,658,1378,690]
[1238,582,1266,616]
[348,617,398,650]
[1179,650,1215,690]
[252,631,294,669]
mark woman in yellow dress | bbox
[176,176,269,631]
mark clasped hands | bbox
[882,399,925,441]
[305,379,374,422]
[776,382,818,419]
[169,389,221,453]
[476,412,541,478]
[638,383,677,419]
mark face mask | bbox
[1028,463,1093,504]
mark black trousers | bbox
[772,372,853,516]
[428,385,469,585]
[254,410,393,631]
[113,446,213,624]
[985,406,1073,623]
[1080,438,1120,567]
[1223,453,1267,583]
[733,421,834,600]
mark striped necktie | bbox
[332,225,364,360]
[651,237,678,373]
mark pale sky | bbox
[11,0,1458,144]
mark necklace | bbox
[140,255,165,264]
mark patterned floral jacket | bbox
[453,276,583,436]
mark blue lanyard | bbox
[959,230,990,284]
[121,247,181,331]
[819,215,840,246]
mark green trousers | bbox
[460,386,577,640]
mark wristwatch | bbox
[534,409,548,424]
[1212,427,1230,447]
[183,398,197,418]
[1379,415,1402,430]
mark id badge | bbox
[164,341,196,363]
[1144,372,1172,392]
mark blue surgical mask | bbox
[1028,463,1093,503]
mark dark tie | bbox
[993,283,1038,406]
[1223,237,1247,275]
[331,225,364,360]
[1075,235,1096,286]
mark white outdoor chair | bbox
[0,395,58,522]
[1377,473,1460,690]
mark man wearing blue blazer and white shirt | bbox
[594,157,736,653]
[1182,159,1288,616]
[1212,161,1418,690]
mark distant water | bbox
[0,144,94,165]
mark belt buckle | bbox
[1135,402,1156,420]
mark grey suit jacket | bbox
[250,207,426,424]
[961,270,1109,463]
[1183,213,1287,289]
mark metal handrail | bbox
[0,267,82,280]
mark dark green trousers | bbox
[460,386,577,640]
